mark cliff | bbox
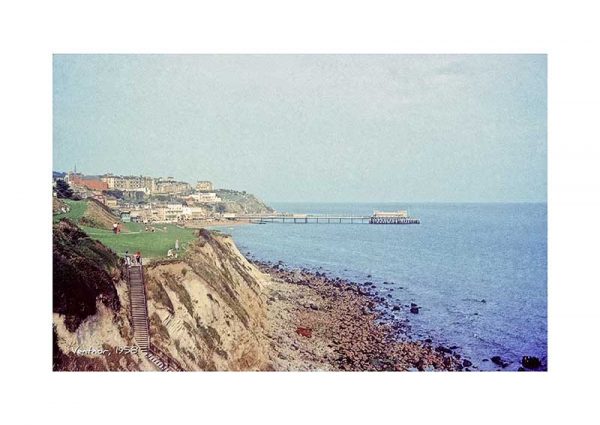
[143,229,271,370]
[214,189,274,214]
[53,221,273,371]
[53,219,150,371]
[53,219,121,331]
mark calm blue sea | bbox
[217,202,547,371]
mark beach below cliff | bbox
[256,260,466,371]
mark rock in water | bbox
[491,356,509,368]
[521,356,542,369]
[436,346,452,354]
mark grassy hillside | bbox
[53,199,121,230]
[53,199,88,222]
[81,223,196,258]
[53,199,199,259]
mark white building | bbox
[182,206,207,220]
[188,192,221,204]
[372,210,408,218]
[165,203,184,222]
[196,181,214,192]
[101,174,156,193]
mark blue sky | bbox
[53,54,546,202]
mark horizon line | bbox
[267,200,548,204]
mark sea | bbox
[216,202,547,371]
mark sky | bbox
[53,54,546,203]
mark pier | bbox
[229,211,420,225]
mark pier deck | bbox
[230,214,420,224]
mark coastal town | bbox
[53,169,420,226]
[52,168,273,225]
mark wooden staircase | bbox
[127,265,150,352]
[146,350,171,371]
[125,263,185,371]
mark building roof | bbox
[70,176,108,191]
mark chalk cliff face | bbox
[144,229,271,371]
[53,222,272,371]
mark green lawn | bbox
[53,199,196,259]
[81,223,196,259]
[53,199,88,223]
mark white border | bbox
[2,1,599,423]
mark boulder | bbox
[491,356,509,368]
[296,327,312,338]
[521,356,542,369]
[436,345,452,354]
[290,270,304,283]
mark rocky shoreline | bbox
[253,258,470,371]
[254,257,547,372]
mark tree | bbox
[215,203,226,213]
[55,179,73,199]
[105,189,124,199]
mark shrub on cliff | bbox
[53,219,121,331]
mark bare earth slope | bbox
[79,199,121,230]
[144,229,272,370]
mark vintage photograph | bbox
[52,54,547,372]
